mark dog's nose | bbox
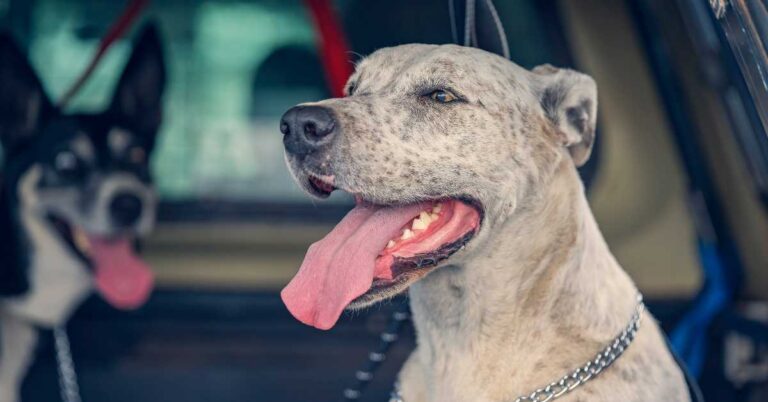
[110,193,143,227]
[280,105,336,156]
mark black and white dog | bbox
[0,24,165,402]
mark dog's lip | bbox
[302,167,486,222]
[47,215,92,264]
[348,228,478,310]
[346,198,483,310]
[367,195,485,222]
[305,172,337,198]
[46,214,138,263]
[304,170,487,223]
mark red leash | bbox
[58,0,150,108]
[303,0,354,98]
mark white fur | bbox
[284,43,692,401]
[0,313,38,402]
[399,163,690,402]
[0,167,92,402]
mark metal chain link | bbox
[53,326,83,402]
[389,381,404,402]
[390,294,644,402]
[340,302,412,401]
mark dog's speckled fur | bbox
[285,44,691,401]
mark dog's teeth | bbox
[432,204,442,213]
[411,211,432,231]
[429,213,439,221]
[386,240,396,249]
[419,211,432,223]
[412,218,428,231]
[402,228,414,240]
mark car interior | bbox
[1,0,766,401]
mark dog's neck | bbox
[408,160,639,401]
[2,167,91,327]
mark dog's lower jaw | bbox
[399,161,691,402]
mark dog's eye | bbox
[429,89,458,103]
[346,82,357,96]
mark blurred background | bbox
[1,0,767,401]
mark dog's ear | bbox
[532,64,597,167]
[0,32,53,153]
[109,23,166,145]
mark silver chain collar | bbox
[390,294,645,402]
[53,326,83,402]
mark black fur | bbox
[0,32,54,295]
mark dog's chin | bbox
[299,171,484,310]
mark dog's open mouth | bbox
[281,177,482,330]
[48,215,154,310]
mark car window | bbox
[2,0,567,208]
[708,0,768,199]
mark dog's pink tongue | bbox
[88,237,154,310]
[281,203,425,330]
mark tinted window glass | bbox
[1,0,566,205]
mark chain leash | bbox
[53,326,83,402]
[340,302,411,401]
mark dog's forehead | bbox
[353,44,527,94]
[41,119,143,168]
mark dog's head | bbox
[279,44,597,329]
[0,25,165,309]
